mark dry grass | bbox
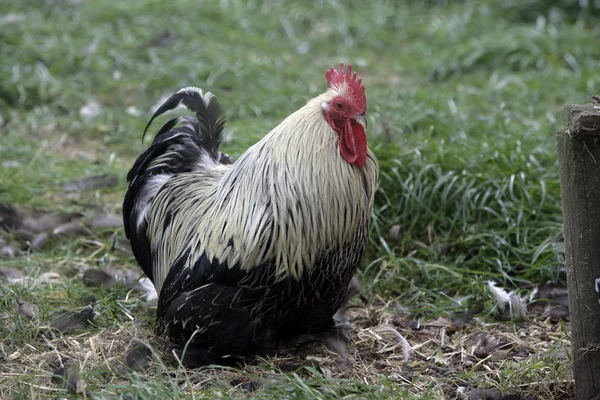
[0,269,573,399]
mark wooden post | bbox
[557,97,600,400]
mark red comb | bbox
[325,63,365,93]
[325,63,366,113]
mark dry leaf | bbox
[82,268,115,287]
[126,342,153,372]
[388,224,401,241]
[0,237,17,258]
[52,367,87,394]
[0,266,24,281]
[14,298,38,322]
[51,305,97,334]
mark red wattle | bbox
[339,120,367,168]
[352,121,367,168]
[339,121,358,164]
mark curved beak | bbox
[354,114,367,130]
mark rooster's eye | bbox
[335,102,344,110]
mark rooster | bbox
[123,63,378,365]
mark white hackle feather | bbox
[135,174,171,230]
[146,87,378,294]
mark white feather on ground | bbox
[135,277,158,302]
[486,281,527,320]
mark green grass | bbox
[1,0,598,398]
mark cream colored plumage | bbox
[148,92,377,293]
[123,64,377,365]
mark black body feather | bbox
[157,244,363,365]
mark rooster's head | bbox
[322,63,367,168]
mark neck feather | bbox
[209,94,377,280]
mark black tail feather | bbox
[142,87,226,160]
[123,87,231,283]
